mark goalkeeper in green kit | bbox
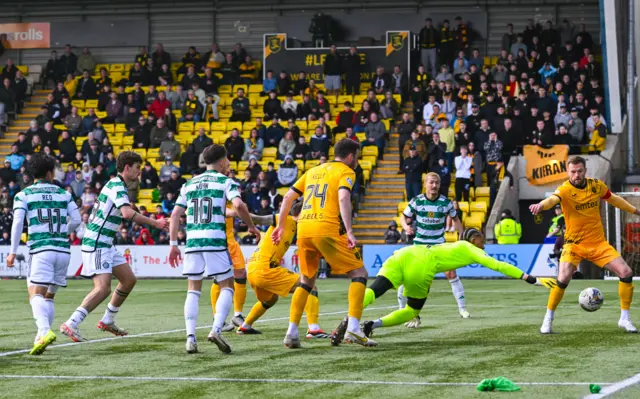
[361,228,556,338]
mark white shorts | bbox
[183,251,233,281]
[27,251,70,287]
[81,247,128,277]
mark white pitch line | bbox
[583,372,640,399]
[0,305,398,357]
[0,375,615,387]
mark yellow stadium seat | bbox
[295,120,307,131]
[469,186,475,200]
[219,109,233,119]
[227,121,243,132]
[248,84,262,94]
[72,100,85,109]
[210,121,227,133]
[471,211,487,221]
[353,95,367,106]
[237,161,249,172]
[262,147,277,159]
[397,202,408,215]
[54,124,65,131]
[326,120,337,130]
[103,124,115,133]
[110,137,123,146]
[179,121,195,133]
[243,121,257,131]
[147,148,160,159]
[337,95,353,106]
[475,186,490,197]
[221,96,234,107]
[362,155,377,167]
[234,84,248,93]
[458,201,470,215]
[445,231,458,243]
[110,64,124,72]
[85,99,98,109]
[305,160,320,170]
[475,196,491,208]
[470,201,488,214]
[122,136,134,146]
[356,133,366,142]
[195,122,210,132]
[359,160,372,171]
[328,147,335,158]
[95,64,109,73]
[115,124,127,133]
[308,120,319,130]
[463,214,483,229]
[393,94,401,105]
[219,85,233,95]
[363,169,370,184]
[448,186,455,199]
[132,148,147,158]
[361,146,378,158]
[334,133,346,142]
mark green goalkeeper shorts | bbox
[377,247,434,299]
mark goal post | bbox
[604,192,640,279]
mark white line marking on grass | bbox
[583,372,640,398]
[0,305,398,357]
[0,375,615,387]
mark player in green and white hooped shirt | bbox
[60,152,169,343]
[169,144,261,354]
[401,172,467,327]
[7,154,82,355]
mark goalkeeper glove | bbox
[535,278,558,289]
[404,316,421,329]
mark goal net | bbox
[604,193,640,279]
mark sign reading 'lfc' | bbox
[523,145,569,185]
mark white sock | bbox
[45,299,55,326]
[67,307,89,329]
[621,309,630,320]
[101,303,120,325]
[449,277,466,310]
[241,322,252,329]
[212,287,233,334]
[30,295,50,336]
[184,290,201,337]
[234,311,243,317]
[397,285,407,310]
[545,309,555,319]
[286,322,299,337]
[372,319,383,329]
[347,316,361,333]
[308,323,320,331]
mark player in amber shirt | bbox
[233,201,328,338]
[530,156,640,334]
[272,139,374,348]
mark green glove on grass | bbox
[477,377,521,392]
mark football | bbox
[579,287,604,312]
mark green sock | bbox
[363,288,376,309]
[380,306,420,327]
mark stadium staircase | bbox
[354,130,403,245]
[0,89,48,154]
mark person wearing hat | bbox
[402,144,425,200]
[359,228,548,341]
[384,220,401,244]
[567,107,584,147]
[159,155,179,183]
[494,209,522,244]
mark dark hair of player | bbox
[290,200,303,217]
[27,153,56,179]
[333,138,360,160]
[462,228,482,242]
[116,151,143,173]
[567,155,586,167]
[202,144,227,165]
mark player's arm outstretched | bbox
[455,241,537,283]
[603,192,640,216]
[121,205,169,231]
[529,194,560,215]
[230,196,261,242]
[225,208,274,227]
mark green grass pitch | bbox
[0,278,638,398]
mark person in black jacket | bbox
[57,130,77,163]
[344,46,361,95]
[141,162,159,189]
[179,144,201,175]
[44,51,63,89]
[263,90,282,121]
[75,70,97,100]
[60,45,77,78]
[276,71,291,96]
[133,116,151,148]
[402,145,424,200]
[323,45,342,97]
[371,66,391,94]
[427,132,447,171]
[230,88,251,122]
[152,43,172,71]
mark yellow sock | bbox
[234,279,247,315]
[547,286,566,311]
[289,287,310,325]
[348,279,367,320]
[304,291,320,326]
[619,282,634,311]
[245,301,268,326]
[210,283,221,315]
